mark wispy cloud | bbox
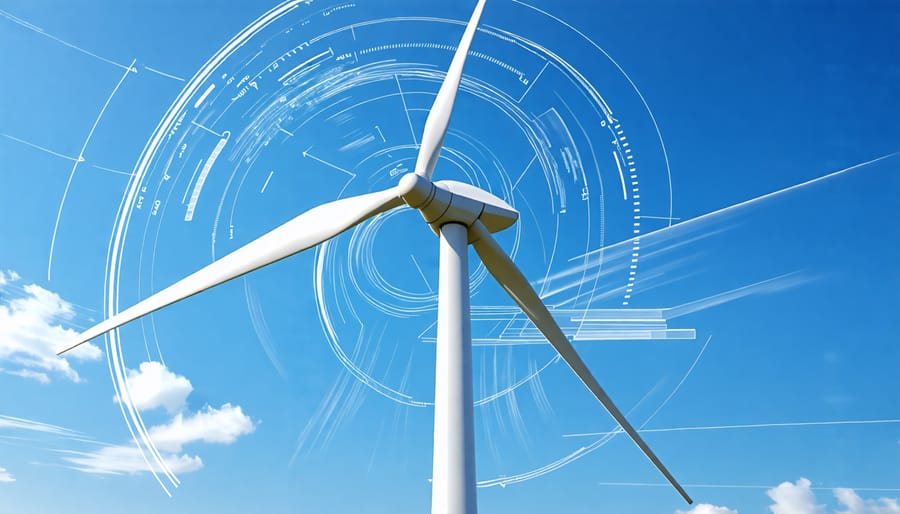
[64,361,254,478]
[62,403,253,475]
[1,384,250,482]
[5,359,252,486]
[0,270,102,382]
[61,445,202,475]
[0,414,87,439]
[0,414,98,482]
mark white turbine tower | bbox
[59,1,692,511]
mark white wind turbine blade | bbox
[468,221,693,505]
[414,0,486,180]
[58,187,404,355]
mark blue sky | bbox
[0,1,898,513]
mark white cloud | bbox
[668,481,900,514]
[677,504,739,514]
[0,466,14,483]
[62,444,202,475]
[0,273,102,382]
[57,361,255,478]
[118,361,192,413]
[766,479,900,514]
[149,403,255,453]
[3,356,257,479]
[0,270,20,286]
[0,368,50,383]
[63,403,255,475]
[834,488,900,514]
[768,478,827,514]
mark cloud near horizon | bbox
[673,478,900,514]
[833,487,900,514]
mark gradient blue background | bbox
[0,1,898,513]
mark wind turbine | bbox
[58,0,692,511]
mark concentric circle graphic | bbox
[104,0,675,491]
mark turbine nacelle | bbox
[398,172,518,236]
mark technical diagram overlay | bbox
[94,0,701,491]
[1,0,897,511]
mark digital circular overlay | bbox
[103,0,674,491]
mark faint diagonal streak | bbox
[563,418,900,438]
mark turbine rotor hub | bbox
[397,173,519,237]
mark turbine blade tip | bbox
[56,338,87,356]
